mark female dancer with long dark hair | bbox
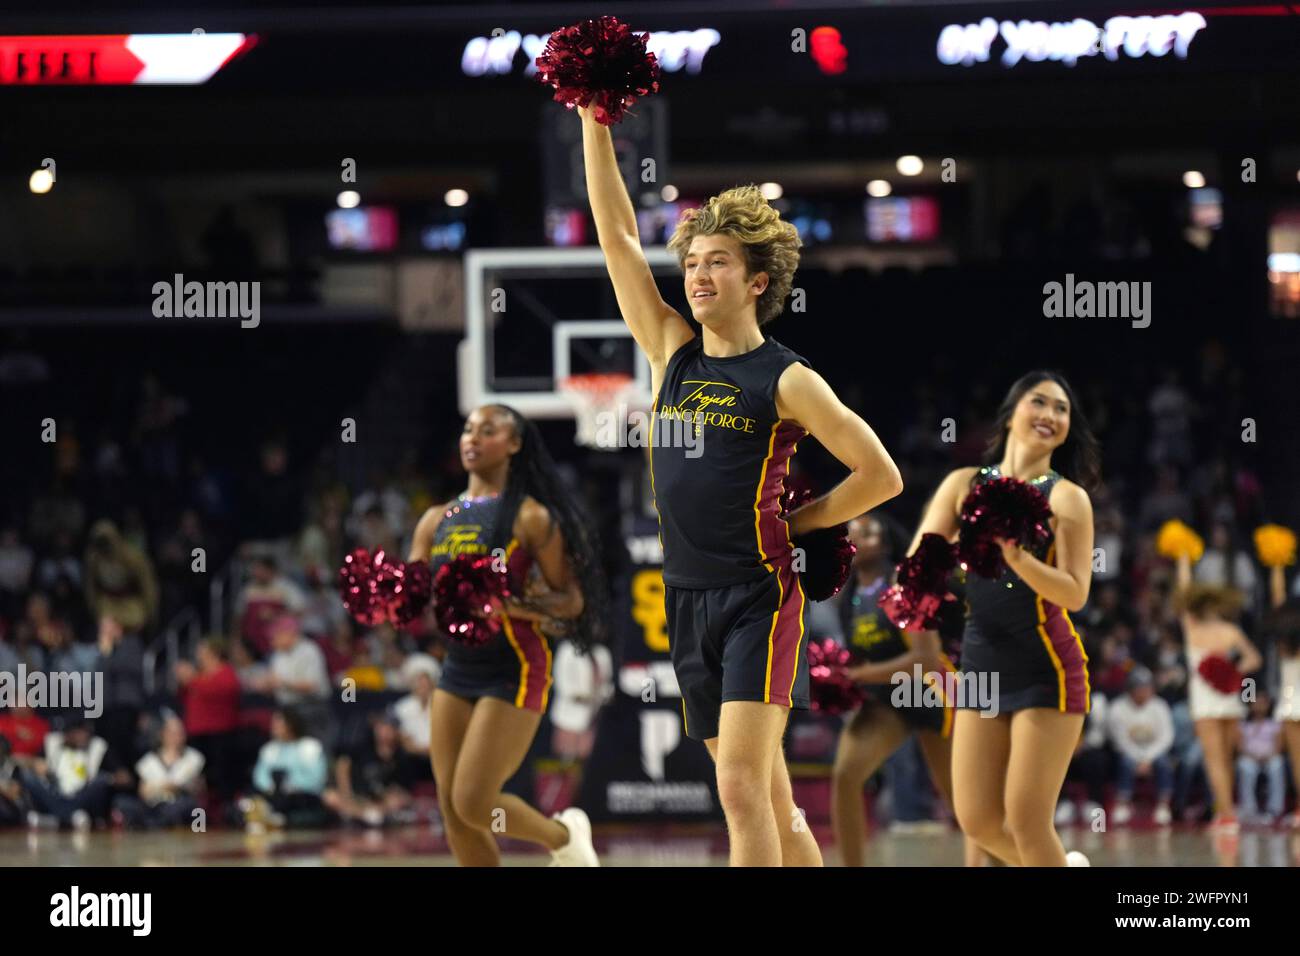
[409,404,608,866]
[831,510,965,866]
[904,371,1101,866]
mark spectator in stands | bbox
[348,467,410,548]
[355,504,399,556]
[28,477,86,553]
[238,438,304,561]
[0,526,34,623]
[93,612,146,764]
[1195,522,1259,615]
[175,637,241,803]
[1236,691,1286,824]
[0,624,46,673]
[22,593,95,673]
[20,718,126,830]
[1147,368,1193,467]
[0,734,28,826]
[339,639,386,692]
[112,715,204,829]
[393,654,439,779]
[299,564,348,643]
[297,489,347,585]
[255,615,331,742]
[322,712,413,827]
[0,704,49,766]
[320,621,357,682]
[84,519,158,637]
[1137,466,1192,532]
[1170,699,1205,822]
[1152,624,1188,703]
[156,508,211,624]
[235,552,305,658]
[1107,666,1175,826]
[33,529,84,630]
[240,707,328,831]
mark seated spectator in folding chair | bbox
[1107,666,1175,826]
[21,718,128,831]
[393,653,440,783]
[239,707,328,831]
[1237,691,1287,825]
[322,712,414,827]
[112,715,205,830]
[0,735,30,827]
[254,615,332,744]
[0,703,49,768]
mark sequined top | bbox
[429,492,534,591]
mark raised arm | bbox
[774,364,903,535]
[579,106,694,373]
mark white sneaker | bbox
[1055,801,1077,826]
[1112,802,1133,826]
[549,807,599,867]
[1153,804,1172,827]
[1065,850,1091,867]
[71,810,92,832]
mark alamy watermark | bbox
[1043,273,1150,328]
[0,665,102,718]
[891,663,1000,717]
[152,273,260,328]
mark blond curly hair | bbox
[666,184,802,326]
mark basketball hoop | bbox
[560,372,639,450]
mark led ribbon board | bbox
[0,33,254,85]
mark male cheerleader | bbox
[579,106,903,866]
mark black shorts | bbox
[666,563,809,741]
[959,612,1091,715]
[859,681,953,737]
[436,616,553,713]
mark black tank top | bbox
[839,575,909,663]
[964,464,1062,628]
[428,493,539,667]
[650,335,811,588]
[428,493,535,587]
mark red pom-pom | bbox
[878,533,959,631]
[338,547,389,628]
[1197,654,1245,695]
[378,559,433,629]
[432,554,513,647]
[779,486,857,602]
[535,16,661,126]
[807,638,866,716]
[957,476,1053,579]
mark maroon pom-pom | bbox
[807,638,866,716]
[1197,654,1244,695]
[957,476,1053,579]
[338,547,388,628]
[878,533,959,631]
[432,554,512,647]
[535,15,661,126]
[379,559,433,628]
[779,486,857,602]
